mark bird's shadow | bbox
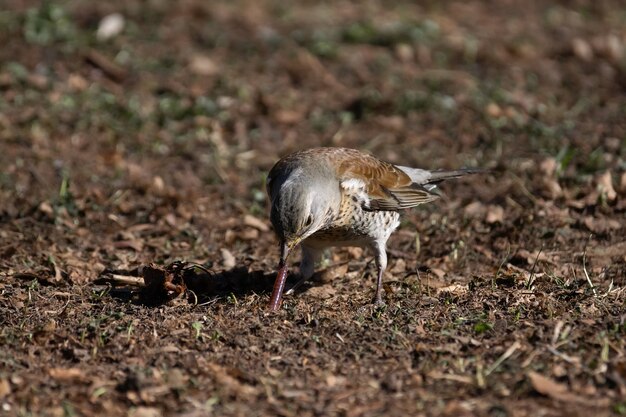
[94,264,305,307]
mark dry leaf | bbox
[243,214,269,232]
[486,205,504,224]
[572,38,593,62]
[515,249,552,265]
[315,262,349,284]
[541,178,562,199]
[539,158,557,176]
[114,240,144,252]
[587,241,626,263]
[394,43,414,62]
[221,248,236,270]
[464,201,486,217]
[596,171,616,201]
[49,367,86,382]
[430,268,446,279]
[131,407,163,417]
[39,201,53,216]
[189,55,219,76]
[436,284,468,295]
[485,103,502,118]
[583,216,621,234]
[0,379,10,398]
[238,228,259,240]
[528,371,582,403]
[205,362,258,398]
[97,13,125,41]
[274,109,303,125]
[306,284,336,299]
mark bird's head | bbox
[267,167,339,263]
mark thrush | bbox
[266,147,481,311]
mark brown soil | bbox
[1,1,625,416]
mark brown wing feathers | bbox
[335,150,439,211]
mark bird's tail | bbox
[398,166,485,189]
[426,168,485,184]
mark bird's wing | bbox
[335,150,439,211]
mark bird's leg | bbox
[373,241,388,305]
[285,245,321,295]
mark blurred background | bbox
[1,0,624,276]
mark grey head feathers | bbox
[268,161,340,244]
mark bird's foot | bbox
[373,290,386,307]
[374,297,386,307]
[356,299,387,316]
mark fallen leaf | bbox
[572,38,593,62]
[39,201,53,216]
[238,228,259,240]
[436,284,468,295]
[274,109,304,125]
[463,201,486,217]
[131,407,162,417]
[486,205,504,224]
[596,171,616,201]
[528,371,582,403]
[583,216,622,234]
[514,249,553,265]
[97,13,125,41]
[221,248,236,269]
[0,379,10,398]
[205,362,258,398]
[430,268,446,279]
[394,43,414,62]
[586,241,626,264]
[539,158,557,176]
[306,284,336,299]
[243,214,269,232]
[114,240,144,252]
[541,178,562,200]
[485,103,502,118]
[315,262,349,284]
[49,367,86,382]
[189,55,219,76]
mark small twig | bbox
[108,274,145,287]
[475,361,485,388]
[198,297,221,307]
[428,372,473,384]
[526,246,544,289]
[546,345,580,365]
[582,235,597,297]
[188,289,198,306]
[493,244,511,288]
[485,341,521,376]
[521,349,539,368]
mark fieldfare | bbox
[266,147,480,311]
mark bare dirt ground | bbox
[1,1,625,416]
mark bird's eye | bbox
[304,214,313,227]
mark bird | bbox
[266,147,481,311]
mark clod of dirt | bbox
[140,261,215,302]
[141,263,186,298]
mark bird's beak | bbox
[268,239,295,311]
